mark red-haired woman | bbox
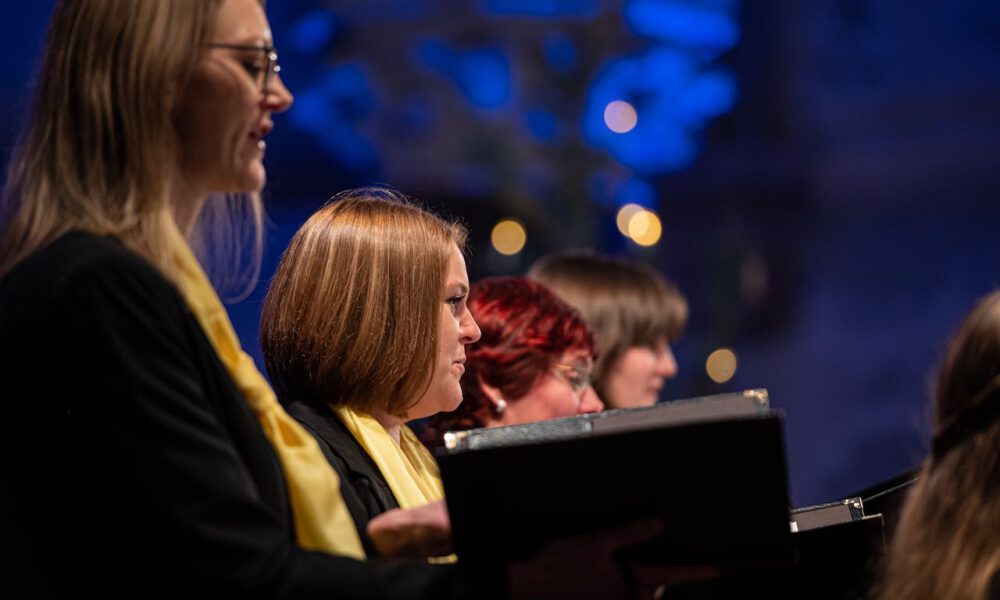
[422,276,602,447]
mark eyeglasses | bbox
[206,43,281,92]
[552,363,592,394]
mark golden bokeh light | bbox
[628,209,662,246]
[491,219,527,256]
[616,203,644,237]
[604,100,638,134]
[706,348,738,384]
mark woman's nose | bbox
[460,312,481,344]
[264,74,294,113]
[578,386,604,414]
[655,343,678,379]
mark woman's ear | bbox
[477,373,508,419]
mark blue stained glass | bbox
[615,178,657,209]
[419,40,511,109]
[389,95,436,137]
[290,10,339,54]
[319,65,376,121]
[581,47,736,172]
[587,170,618,208]
[672,70,737,120]
[624,0,740,53]
[317,125,379,172]
[480,0,598,18]
[287,64,379,172]
[525,109,559,141]
[289,88,323,129]
[543,33,579,73]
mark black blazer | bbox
[286,400,400,556]
[0,232,462,599]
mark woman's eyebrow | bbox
[446,281,469,295]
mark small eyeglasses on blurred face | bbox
[552,363,592,394]
[207,43,281,93]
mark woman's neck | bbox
[370,410,404,444]
[169,176,208,237]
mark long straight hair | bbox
[880,291,1000,599]
[0,0,264,295]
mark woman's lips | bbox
[249,132,266,151]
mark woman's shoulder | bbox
[286,400,396,489]
[286,400,368,467]
[1,231,179,316]
[0,231,192,362]
[12,230,163,285]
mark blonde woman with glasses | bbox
[0,1,464,596]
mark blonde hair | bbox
[260,188,468,417]
[880,291,1000,600]
[0,0,264,296]
[529,251,687,403]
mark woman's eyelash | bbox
[242,62,265,75]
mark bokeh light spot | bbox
[616,203,644,237]
[604,100,638,133]
[706,348,738,384]
[491,219,527,255]
[628,209,662,246]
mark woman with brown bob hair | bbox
[529,251,688,409]
[261,187,481,555]
[0,0,467,596]
[880,291,1000,599]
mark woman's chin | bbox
[244,164,266,192]
[441,394,464,415]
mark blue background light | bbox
[288,64,379,172]
[289,10,339,54]
[582,48,736,172]
[418,40,512,110]
[525,109,560,141]
[480,0,599,18]
[625,0,740,53]
[5,0,1000,509]
[542,33,580,73]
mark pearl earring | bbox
[494,398,507,414]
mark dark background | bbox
[4,0,1000,506]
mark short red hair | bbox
[422,276,596,446]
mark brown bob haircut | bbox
[528,251,687,401]
[260,187,467,417]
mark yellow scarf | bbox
[167,224,364,559]
[335,408,444,508]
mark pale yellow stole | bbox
[335,407,445,507]
[166,224,364,558]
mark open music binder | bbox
[437,390,794,577]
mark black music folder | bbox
[441,388,772,452]
[437,390,794,594]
